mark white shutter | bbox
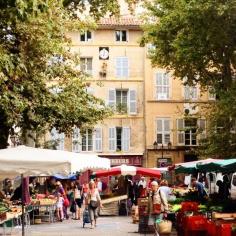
[122,57,129,77]
[157,119,163,144]
[129,89,137,114]
[116,57,128,78]
[116,57,122,77]
[72,128,81,152]
[51,128,64,150]
[109,127,116,152]
[122,127,130,152]
[94,128,102,152]
[198,119,206,140]
[108,89,116,108]
[177,119,185,145]
[184,86,190,100]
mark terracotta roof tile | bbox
[99,17,141,27]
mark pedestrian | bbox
[138,176,147,197]
[159,179,172,200]
[222,175,230,200]
[56,192,64,222]
[191,178,207,202]
[148,181,168,234]
[86,180,102,229]
[73,182,83,220]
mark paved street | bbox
[1,216,177,236]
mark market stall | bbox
[0,145,111,236]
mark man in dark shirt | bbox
[191,178,207,202]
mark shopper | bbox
[191,178,207,202]
[86,180,102,229]
[56,192,64,222]
[73,182,83,220]
[159,179,172,200]
[148,181,168,226]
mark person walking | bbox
[86,180,102,229]
[73,182,83,220]
[148,181,168,233]
[56,192,64,222]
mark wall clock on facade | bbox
[99,47,109,60]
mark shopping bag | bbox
[156,220,172,234]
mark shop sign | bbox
[157,158,172,167]
[111,159,129,165]
[108,156,142,166]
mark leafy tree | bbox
[142,0,236,158]
[0,0,120,148]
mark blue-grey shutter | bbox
[122,127,130,151]
[109,128,116,152]
[129,89,137,114]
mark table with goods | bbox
[0,200,32,235]
[31,196,57,224]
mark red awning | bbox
[95,165,161,178]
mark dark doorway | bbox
[184,153,198,162]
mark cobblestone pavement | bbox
[1,216,177,236]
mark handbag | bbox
[70,201,76,213]
[90,200,98,209]
[63,197,69,207]
[157,220,172,234]
[152,203,161,215]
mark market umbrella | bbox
[94,164,161,178]
[197,159,236,172]
[174,158,219,174]
[0,145,110,179]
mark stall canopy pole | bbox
[21,174,25,236]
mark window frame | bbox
[156,118,171,145]
[80,31,92,42]
[80,57,93,75]
[81,129,93,152]
[115,30,128,42]
[155,72,170,100]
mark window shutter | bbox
[109,128,116,152]
[72,128,81,152]
[122,127,130,152]
[198,119,206,140]
[51,128,64,150]
[122,57,129,77]
[87,58,92,74]
[192,87,197,99]
[129,89,137,114]
[177,119,185,145]
[157,119,163,144]
[116,57,122,77]
[94,128,102,152]
[184,86,190,100]
[108,89,116,108]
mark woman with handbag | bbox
[149,181,169,234]
[86,180,102,229]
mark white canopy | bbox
[0,146,110,179]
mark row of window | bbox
[80,30,128,42]
[51,118,206,152]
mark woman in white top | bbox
[86,180,102,229]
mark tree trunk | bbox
[21,129,36,147]
[0,109,11,149]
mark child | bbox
[56,192,64,222]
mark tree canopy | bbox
[0,0,127,148]
[142,0,236,158]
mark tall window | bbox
[108,89,137,114]
[157,118,170,144]
[115,57,129,78]
[177,119,205,146]
[73,128,102,152]
[156,72,170,100]
[80,58,92,75]
[109,127,130,152]
[208,87,216,100]
[50,128,65,150]
[82,129,93,151]
[115,30,127,42]
[184,85,197,100]
[80,31,92,41]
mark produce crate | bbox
[181,201,199,212]
[184,215,207,236]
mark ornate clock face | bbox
[99,47,109,60]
